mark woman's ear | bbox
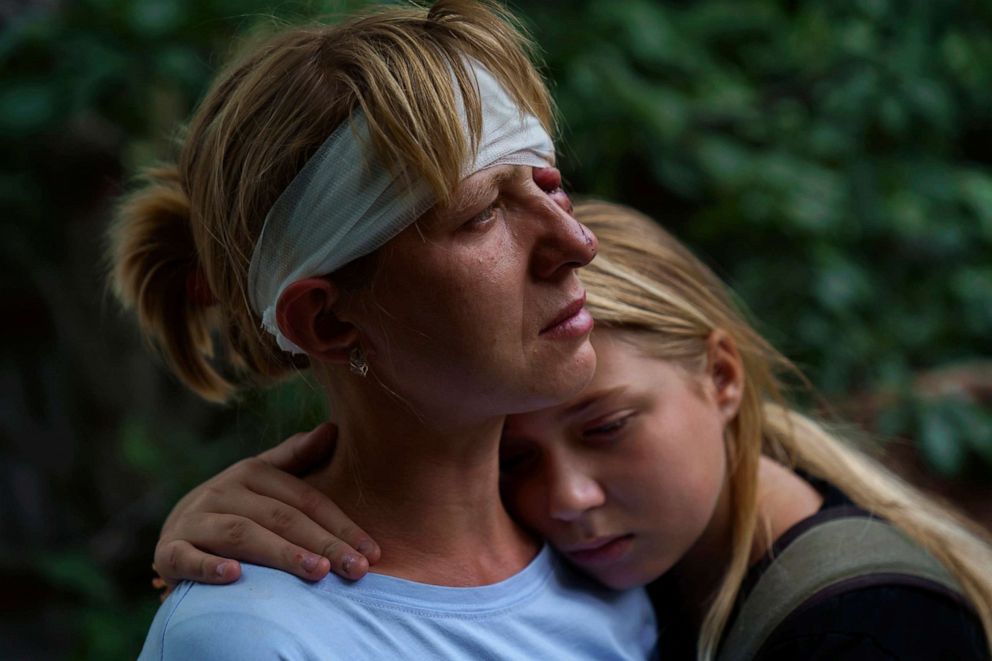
[706,330,744,422]
[276,278,359,364]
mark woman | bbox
[112,2,656,659]
[157,201,992,659]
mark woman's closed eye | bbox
[463,203,499,230]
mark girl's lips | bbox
[564,534,634,567]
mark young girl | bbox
[156,200,992,659]
[112,2,657,658]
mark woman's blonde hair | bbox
[574,199,992,660]
[108,0,553,403]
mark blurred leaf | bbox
[120,417,164,477]
[959,171,992,239]
[917,402,968,476]
[876,399,911,438]
[941,397,992,466]
[80,601,161,660]
[0,81,60,134]
[35,550,116,603]
[127,0,186,37]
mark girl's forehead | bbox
[502,341,644,436]
[513,332,695,421]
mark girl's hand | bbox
[152,422,380,595]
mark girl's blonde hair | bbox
[575,199,992,660]
[108,0,553,403]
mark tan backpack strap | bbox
[717,516,961,661]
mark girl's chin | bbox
[590,569,648,591]
[574,562,656,592]
[586,555,670,591]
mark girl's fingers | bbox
[163,477,370,580]
[257,422,338,475]
[152,424,379,587]
[199,488,373,580]
[153,539,243,585]
[179,512,371,581]
[236,461,381,565]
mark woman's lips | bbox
[563,534,634,567]
[540,294,594,339]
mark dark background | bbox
[2,0,991,658]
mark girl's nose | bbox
[548,465,606,522]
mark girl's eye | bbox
[581,414,634,441]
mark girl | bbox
[112,2,657,659]
[157,201,992,659]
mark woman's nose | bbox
[548,465,605,522]
[533,167,574,215]
[532,177,599,280]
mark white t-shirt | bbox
[139,545,658,660]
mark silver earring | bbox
[349,345,369,377]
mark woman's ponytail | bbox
[109,165,235,403]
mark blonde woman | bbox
[156,201,992,659]
[112,2,658,659]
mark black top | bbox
[647,476,990,660]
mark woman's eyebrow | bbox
[447,167,517,218]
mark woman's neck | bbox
[306,379,539,587]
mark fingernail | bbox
[301,554,320,573]
[216,561,229,577]
[356,540,376,558]
[341,553,361,576]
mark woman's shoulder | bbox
[138,553,658,661]
[138,564,356,661]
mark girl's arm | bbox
[153,422,380,593]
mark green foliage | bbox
[1,0,990,657]
[917,394,992,475]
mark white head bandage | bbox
[247,60,554,354]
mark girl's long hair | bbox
[574,199,992,660]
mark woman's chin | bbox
[527,340,597,408]
[566,340,598,393]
